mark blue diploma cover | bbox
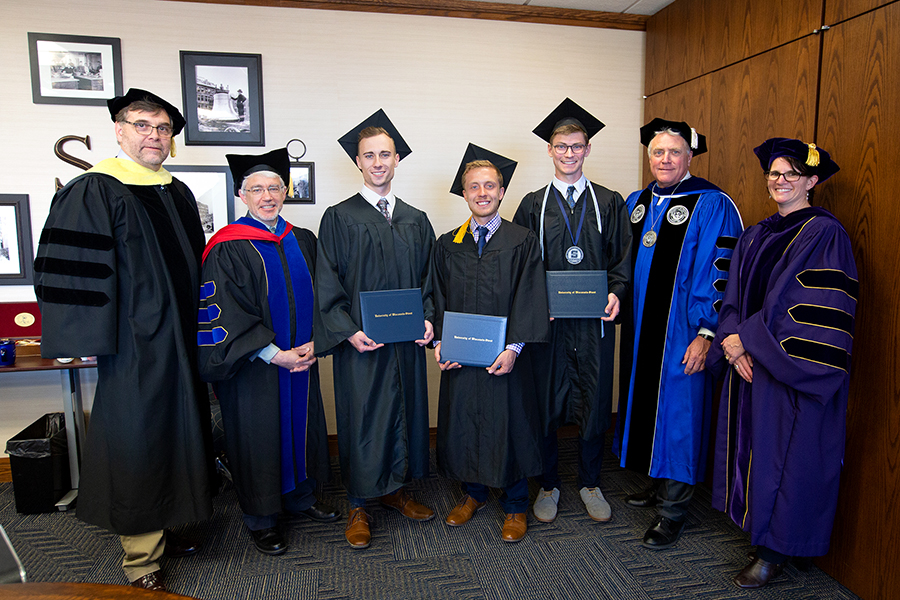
[439,311,507,368]
[546,270,608,318]
[359,288,425,344]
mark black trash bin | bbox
[5,413,71,514]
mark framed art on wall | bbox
[286,162,315,204]
[27,32,123,106]
[0,195,35,285]
[180,51,265,146]
[166,166,235,240]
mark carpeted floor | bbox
[0,441,860,599]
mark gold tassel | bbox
[806,143,819,167]
[170,138,177,158]
[452,217,473,244]
[288,177,294,197]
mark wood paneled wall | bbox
[645,0,900,598]
[815,4,900,594]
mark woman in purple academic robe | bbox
[707,138,858,589]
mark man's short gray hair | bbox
[647,128,691,158]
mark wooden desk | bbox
[0,582,196,599]
[0,357,95,509]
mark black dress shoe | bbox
[625,487,659,508]
[733,556,784,589]
[250,527,287,555]
[163,530,201,558]
[297,501,341,523]
[131,571,166,591]
[641,515,685,549]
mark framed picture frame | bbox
[27,32,123,106]
[180,51,264,146]
[166,166,235,240]
[286,162,316,204]
[0,195,35,286]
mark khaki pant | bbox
[120,529,165,581]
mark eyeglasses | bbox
[765,170,802,182]
[243,185,286,196]
[121,120,174,137]
[552,143,587,155]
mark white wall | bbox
[1,0,645,446]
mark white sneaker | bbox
[532,487,560,523]
[580,486,611,522]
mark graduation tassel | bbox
[452,217,472,244]
[170,138,177,158]
[690,128,699,151]
[288,177,294,198]
[806,143,820,167]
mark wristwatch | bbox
[698,332,714,341]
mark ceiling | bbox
[463,0,678,16]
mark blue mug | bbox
[0,339,15,367]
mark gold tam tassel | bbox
[806,143,819,167]
[288,178,294,197]
[170,138,177,158]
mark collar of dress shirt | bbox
[552,174,588,199]
[469,212,502,241]
[360,185,396,217]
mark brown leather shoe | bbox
[379,488,435,522]
[445,495,486,527]
[345,507,371,549]
[501,513,527,543]
[733,556,785,589]
[130,571,166,591]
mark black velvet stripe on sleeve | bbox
[796,269,860,301]
[716,235,738,250]
[35,285,110,307]
[781,336,850,371]
[788,304,854,335]
[39,227,114,250]
[34,257,113,279]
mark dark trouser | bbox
[538,432,605,490]
[656,477,693,521]
[757,545,790,564]
[243,478,317,531]
[347,485,407,510]
[462,479,529,513]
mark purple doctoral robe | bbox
[707,206,858,557]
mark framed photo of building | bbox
[286,162,315,204]
[180,51,264,146]
[166,166,236,240]
[27,32,124,106]
[0,195,35,285]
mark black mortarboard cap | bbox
[532,98,605,143]
[449,143,517,197]
[107,88,186,136]
[226,148,292,196]
[753,137,839,184]
[639,117,708,156]
[337,108,412,163]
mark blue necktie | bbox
[565,185,576,210]
[476,226,488,257]
[377,197,391,224]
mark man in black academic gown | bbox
[316,110,436,549]
[433,147,550,543]
[198,149,338,556]
[513,99,632,525]
[34,89,213,592]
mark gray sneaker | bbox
[532,487,560,523]
[580,486,611,522]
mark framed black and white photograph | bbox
[286,162,315,204]
[27,32,123,106]
[180,51,264,146]
[167,166,235,240]
[0,195,35,285]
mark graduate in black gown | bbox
[513,99,632,524]
[316,110,436,549]
[198,149,336,556]
[706,139,857,589]
[34,89,212,592]
[433,146,550,543]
